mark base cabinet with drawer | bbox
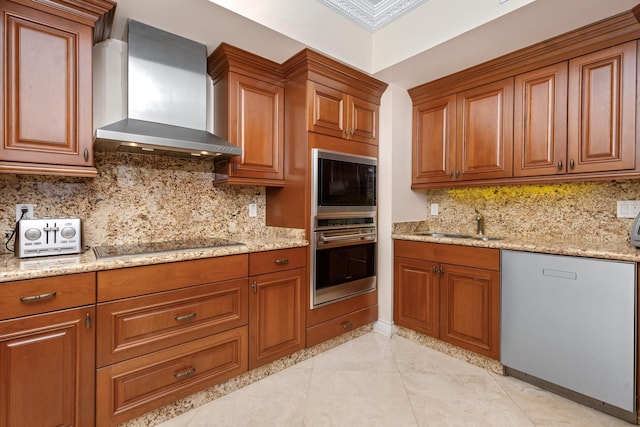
[95,255,250,427]
[394,240,500,359]
[249,247,306,369]
[0,273,96,427]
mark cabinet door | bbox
[567,41,637,174]
[0,306,95,427]
[0,1,94,172]
[514,62,568,177]
[440,264,500,359]
[348,95,379,144]
[308,81,346,138]
[228,73,284,183]
[456,78,514,181]
[412,95,456,184]
[249,267,305,369]
[393,256,440,338]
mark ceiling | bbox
[109,0,640,89]
[315,0,428,32]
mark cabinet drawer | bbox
[97,278,248,367]
[249,247,306,275]
[0,272,95,321]
[394,240,499,270]
[97,254,248,302]
[306,304,377,348]
[96,326,248,427]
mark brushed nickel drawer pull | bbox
[274,258,289,265]
[342,321,353,329]
[174,312,197,321]
[85,313,91,330]
[20,291,57,302]
[173,367,196,379]
[83,148,89,162]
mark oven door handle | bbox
[319,232,376,243]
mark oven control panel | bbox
[15,218,82,258]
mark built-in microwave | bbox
[312,149,377,215]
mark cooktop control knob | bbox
[61,227,76,239]
[24,228,41,241]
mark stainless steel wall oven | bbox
[311,149,377,308]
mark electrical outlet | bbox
[617,200,640,218]
[15,204,34,222]
[430,203,439,216]
[248,203,257,218]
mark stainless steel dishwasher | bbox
[501,250,636,422]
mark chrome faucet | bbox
[475,209,484,236]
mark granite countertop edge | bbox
[0,238,309,283]
[392,233,640,263]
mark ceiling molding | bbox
[317,0,427,32]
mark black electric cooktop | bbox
[92,237,245,259]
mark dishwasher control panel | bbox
[15,218,82,258]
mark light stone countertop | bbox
[0,237,308,283]
[392,232,640,263]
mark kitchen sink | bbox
[414,232,473,238]
[413,232,503,241]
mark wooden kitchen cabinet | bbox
[514,42,637,177]
[394,256,440,337]
[513,62,568,177]
[308,81,380,145]
[567,41,637,174]
[394,240,500,359]
[0,0,115,177]
[0,273,96,427]
[249,247,306,369]
[411,78,513,186]
[96,255,249,426]
[208,43,285,186]
[410,11,640,188]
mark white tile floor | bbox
[157,332,632,426]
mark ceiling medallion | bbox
[318,0,428,32]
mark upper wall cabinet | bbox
[514,42,637,177]
[308,81,379,145]
[208,43,285,186]
[412,78,513,185]
[409,6,640,189]
[0,0,116,177]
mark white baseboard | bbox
[373,320,397,337]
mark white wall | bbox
[375,83,426,337]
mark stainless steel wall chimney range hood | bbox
[95,20,241,159]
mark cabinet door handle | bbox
[344,128,349,136]
[252,281,257,293]
[174,312,197,322]
[432,266,438,274]
[557,160,563,170]
[232,163,238,173]
[455,170,460,178]
[20,291,57,302]
[85,313,91,330]
[83,148,89,162]
[439,267,445,276]
[274,258,289,265]
[448,171,453,178]
[350,129,355,136]
[173,367,196,379]
[341,321,353,329]
[569,159,575,169]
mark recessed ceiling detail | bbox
[317,0,428,32]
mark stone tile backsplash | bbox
[0,152,302,254]
[416,180,640,243]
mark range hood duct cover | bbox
[95,20,241,159]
